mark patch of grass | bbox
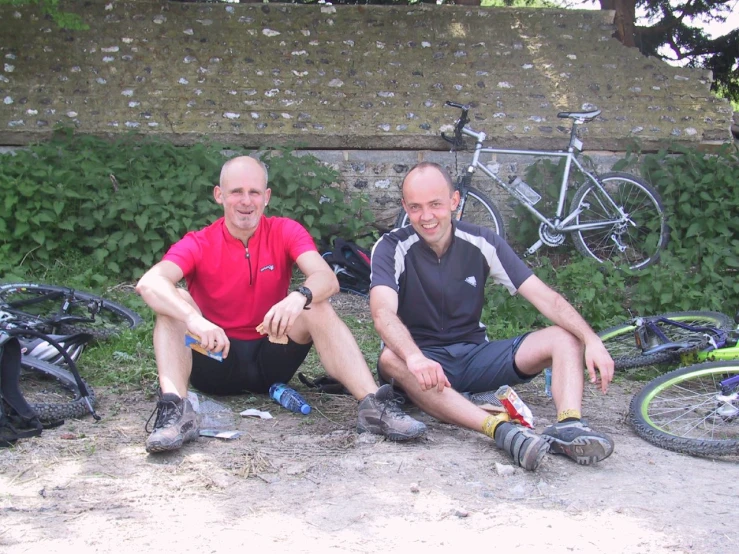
[297,315,380,384]
[78,324,158,392]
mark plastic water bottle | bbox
[269,383,311,415]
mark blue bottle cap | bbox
[300,404,311,415]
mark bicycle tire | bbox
[395,187,507,240]
[20,355,97,422]
[570,172,668,270]
[629,361,739,456]
[0,283,143,340]
[598,311,734,371]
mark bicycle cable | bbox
[6,328,100,421]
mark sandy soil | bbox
[2,295,738,554]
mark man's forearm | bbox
[301,269,340,304]
[136,276,198,323]
[542,293,599,344]
[373,308,424,362]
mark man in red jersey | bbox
[137,156,426,453]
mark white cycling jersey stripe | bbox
[370,230,420,287]
[454,227,518,295]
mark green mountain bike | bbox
[598,310,739,456]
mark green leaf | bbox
[685,222,702,238]
[135,214,149,231]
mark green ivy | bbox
[0,132,375,281]
[0,0,89,30]
[261,147,376,248]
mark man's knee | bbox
[377,347,404,377]
[549,326,583,355]
[290,299,338,343]
[175,287,198,308]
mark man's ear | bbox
[265,187,272,206]
[451,189,461,211]
[213,185,223,205]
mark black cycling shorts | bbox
[419,334,535,393]
[190,336,312,395]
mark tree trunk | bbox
[599,0,637,48]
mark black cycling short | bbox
[190,336,312,395]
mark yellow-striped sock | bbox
[557,409,581,422]
[482,413,510,439]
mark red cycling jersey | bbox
[163,216,316,340]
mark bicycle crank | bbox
[539,223,566,247]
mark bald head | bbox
[401,162,454,200]
[220,156,269,189]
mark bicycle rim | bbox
[395,187,506,240]
[629,362,739,456]
[0,283,142,339]
[598,311,734,371]
[571,173,668,270]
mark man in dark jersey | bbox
[370,162,615,471]
[136,156,426,453]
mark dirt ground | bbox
[2,294,738,553]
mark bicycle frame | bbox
[634,316,739,365]
[0,288,104,332]
[458,124,630,256]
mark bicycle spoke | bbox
[572,173,667,270]
[646,372,739,442]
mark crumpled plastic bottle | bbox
[187,391,237,429]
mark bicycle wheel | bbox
[0,283,142,339]
[629,361,739,456]
[570,172,668,270]
[598,311,734,370]
[395,187,507,240]
[20,356,97,422]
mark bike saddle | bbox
[17,332,93,364]
[557,109,601,121]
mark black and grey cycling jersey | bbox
[371,221,533,348]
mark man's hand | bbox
[406,353,451,392]
[185,314,230,358]
[584,338,614,393]
[262,292,306,338]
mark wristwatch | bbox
[296,286,313,309]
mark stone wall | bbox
[0,1,734,229]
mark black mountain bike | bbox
[0,283,142,421]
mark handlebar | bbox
[442,100,471,150]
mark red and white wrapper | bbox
[495,385,534,428]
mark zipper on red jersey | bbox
[245,244,253,285]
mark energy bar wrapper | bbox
[495,385,534,428]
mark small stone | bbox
[495,462,515,476]
[410,482,420,493]
[453,509,469,518]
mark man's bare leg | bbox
[152,289,198,398]
[514,326,614,465]
[513,326,585,416]
[377,347,548,470]
[287,299,379,401]
[289,300,426,441]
